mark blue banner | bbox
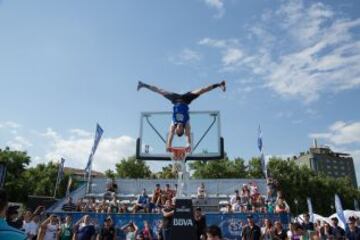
[335,194,346,227]
[52,212,290,240]
[85,123,104,172]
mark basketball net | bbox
[169,147,189,197]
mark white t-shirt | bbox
[44,223,58,240]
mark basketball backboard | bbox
[136,111,224,160]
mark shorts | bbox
[164,92,199,105]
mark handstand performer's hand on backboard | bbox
[138,80,225,151]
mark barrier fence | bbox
[52,212,290,240]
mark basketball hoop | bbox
[169,147,189,173]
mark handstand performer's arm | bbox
[166,124,176,152]
[185,124,191,152]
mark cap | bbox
[247,214,253,219]
[6,205,19,215]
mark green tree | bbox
[267,157,360,216]
[104,169,116,179]
[247,157,264,178]
[157,164,176,179]
[115,156,151,178]
[0,147,30,202]
[189,157,248,179]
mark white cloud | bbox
[310,121,360,145]
[6,136,32,151]
[69,129,92,138]
[222,48,244,66]
[200,0,360,103]
[169,48,201,65]
[203,0,225,18]
[0,121,22,129]
[43,129,136,172]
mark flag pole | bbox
[53,159,61,198]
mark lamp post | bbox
[330,204,334,214]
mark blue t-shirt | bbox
[76,224,96,240]
[0,218,26,240]
[172,103,189,125]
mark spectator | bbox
[6,205,23,229]
[74,215,96,240]
[242,215,261,240]
[0,188,26,240]
[97,217,116,240]
[273,221,287,240]
[139,221,153,240]
[133,189,150,213]
[58,215,73,240]
[275,197,289,214]
[161,200,174,240]
[163,184,175,202]
[261,218,273,240]
[121,221,138,240]
[23,209,41,240]
[319,222,333,240]
[206,225,223,240]
[229,190,240,206]
[39,214,59,240]
[291,223,305,240]
[106,179,118,193]
[108,194,119,214]
[232,197,242,212]
[151,184,162,209]
[330,217,345,239]
[346,216,360,240]
[301,213,314,231]
[197,183,207,199]
[194,207,207,240]
[62,197,77,212]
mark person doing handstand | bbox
[137,80,226,152]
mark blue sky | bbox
[0,0,360,182]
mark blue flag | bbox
[85,123,104,172]
[307,197,314,222]
[335,194,346,227]
[258,125,263,152]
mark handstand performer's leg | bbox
[137,81,172,96]
[190,80,226,96]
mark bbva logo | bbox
[173,218,194,226]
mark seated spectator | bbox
[62,197,76,212]
[97,217,116,240]
[229,190,240,206]
[197,182,207,199]
[291,223,305,240]
[275,197,289,213]
[133,189,150,213]
[151,184,162,208]
[0,188,26,240]
[74,215,96,240]
[163,184,175,202]
[240,184,250,206]
[232,197,241,212]
[58,215,73,240]
[108,194,119,214]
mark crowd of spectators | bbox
[219,179,290,215]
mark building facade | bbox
[295,144,357,187]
